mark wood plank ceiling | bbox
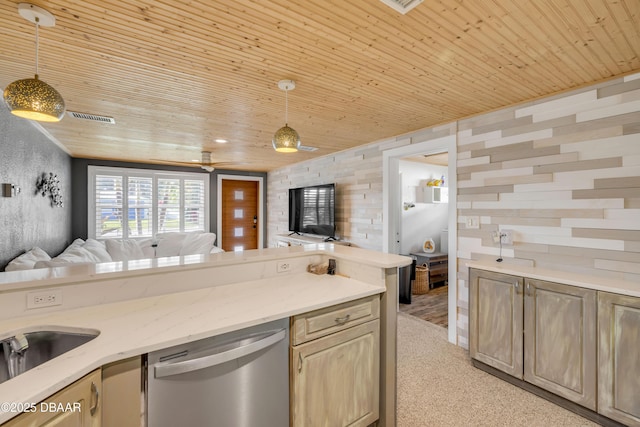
[1,0,639,172]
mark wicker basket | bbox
[413,263,429,294]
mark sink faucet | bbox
[3,333,29,379]
[9,333,29,353]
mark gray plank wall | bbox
[0,107,73,269]
[267,124,455,250]
[455,73,640,347]
[267,71,640,347]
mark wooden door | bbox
[291,320,379,427]
[469,269,524,378]
[6,369,101,427]
[221,179,258,251]
[524,279,597,409]
[598,292,640,426]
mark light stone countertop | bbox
[0,243,412,291]
[0,271,384,424]
[467,261,640,298]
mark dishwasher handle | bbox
[154,328,286,379]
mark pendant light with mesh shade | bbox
[3,3,65,122]
[272,80,300,153]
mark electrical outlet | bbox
[492,230,514,245]
[276,261,292,273]
[27,289,63,309]
[491,230,513,245]
[501,230,514,245]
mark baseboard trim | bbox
[471,359,626,427]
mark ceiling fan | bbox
[153,151,241,172]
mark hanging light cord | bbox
[34,16,40,77]
[284,86,289,126]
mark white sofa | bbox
[5,232,223,271]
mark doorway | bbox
[397,154,450,328]
[217,175,264,251]
[383,135,458,344]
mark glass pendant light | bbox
[272,80,300,153]
[3,3,65,122]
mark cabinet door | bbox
[5,369,101,427]
[102,357,141,427]
[469,269,524,378]
[291,320,379,427]
[598,292,640,426]
[523,279,596,410]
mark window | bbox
[89,166,209,240]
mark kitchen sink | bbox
[0,327,99,384]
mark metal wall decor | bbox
[36,172,63,207]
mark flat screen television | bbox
[288,183,336,239]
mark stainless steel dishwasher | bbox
[147,318,289,427]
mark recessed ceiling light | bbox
[215,138,228,143]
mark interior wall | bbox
[455,72,640,348]
[268,71,640,348]
[0,107,73,269]
[399,160,448,254]
[267,124,456,249]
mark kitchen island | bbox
[0,244,411,426]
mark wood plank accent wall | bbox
[267,124,455,250]
[455,72,640,348]
[268,71,640,347]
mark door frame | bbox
[382,134,458,344]
[216,174,264,249]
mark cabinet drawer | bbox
[428,260,448,268]
[292,296,380,345]
[428,264,448,275]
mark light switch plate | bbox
[466,216,480,229]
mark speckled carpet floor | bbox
[396,313,598,427]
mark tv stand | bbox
[288,231,303,236]
[275,234,351,247]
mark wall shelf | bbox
[418,186,448,204]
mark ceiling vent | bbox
[298,145,318,152]
[67,111,116,124]
[379,0,423,14]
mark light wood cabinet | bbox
[101,357,143,427]
[290,296,380,427]
[469,270,597,409]
[598,292,640,426]
[523,279,596,410]
[469,269,524,378]
[5,369,101,427]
